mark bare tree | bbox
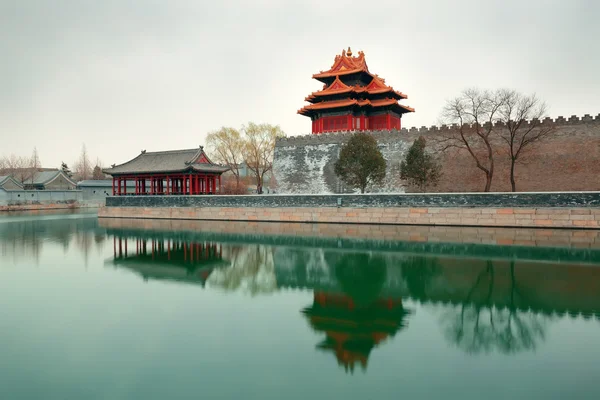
[29,147,41,184]
[496,90,555,192]
[440,88,503,192]
[1,154,31,183]
[0,156,7,175]
[206,127,245,190]
[73,144,92,181]
[243,122,285,194]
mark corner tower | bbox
[298,47,414,134]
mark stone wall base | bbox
[0,203,82,212]
[98,206,600,229]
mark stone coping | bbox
[105,192,600,208]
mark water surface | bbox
[1,212,600,400]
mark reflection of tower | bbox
[302,292,411,373]
[111,236,226,286]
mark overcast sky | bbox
[1,0,598,167]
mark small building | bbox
[103,146,229,195]
[298,47,414,133]
[23,170,77,190]
[0,175,23,190]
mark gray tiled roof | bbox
[103,147,230,175]
[77,180,135,187]
[0,175,23,189]
[31,170,60,184]
[26,170,76,186]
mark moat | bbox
[1,210,600,399]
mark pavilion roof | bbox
[103,147,230,176]
[305,76,408,102]
[313,47,372,80]
[297,98,415,116]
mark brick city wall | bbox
[273,114,600,193]
[100,192,600,229]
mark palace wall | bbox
[273,114,600,193]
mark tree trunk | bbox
[484,173,492,192]
[484,142,494,192]
[510,159,516,192]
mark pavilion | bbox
[103,146,229,196]
[298,47,414,133]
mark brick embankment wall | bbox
[99,205,600,229]
[99,192,600,229]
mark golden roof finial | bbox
[347,46,352,56]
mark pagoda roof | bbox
[305,76,408,102]
[103,147,230,176]
[297,98,415,116]
[313,47,372,80]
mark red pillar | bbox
[347,114,351,131]
[166,176,170,195]
[387,113,391,130]
[112,178,115,195]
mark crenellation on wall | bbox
[582,114,593,122]
[555,116,567,124]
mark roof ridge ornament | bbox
[347,47,352,56]
[141,149,146,154]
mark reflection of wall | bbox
[0,215,103,262]
[273,247,600,319]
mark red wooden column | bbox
[117,178,121,196]
[347,114,352,131]
[112,178,115,195]
[166,176,170,195]
[387,113,391,130]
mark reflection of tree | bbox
[206,245,277,295]
[440,261,547,355]
[401,256,440,300]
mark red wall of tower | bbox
[312,114,401,134]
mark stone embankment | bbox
[99,192,600,229]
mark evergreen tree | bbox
[334,132,386,193]
[92,165,104,180]
[61,162,73,178]
[400,136,442,192]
